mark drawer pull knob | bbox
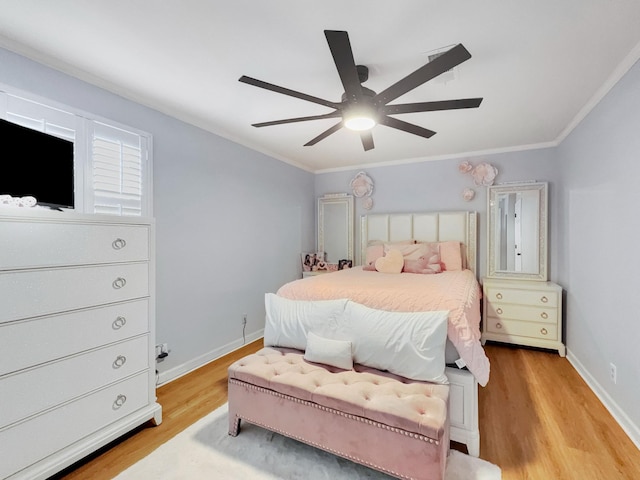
[113,355,127,368]
[496,293,503,300]
[496,308,503,315]
[112,277,127,289]
[112,316,127,329]
[541,296,548,303]
[112,238,127,250]
[541,312,549,320]
[496,322,502,329]
[113,394,127,409]
[540,328,548,335]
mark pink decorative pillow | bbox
[374,248,404,273]
[403,256,442,274]
[364,244,384,269]
[437,241,463,271]
[383,242,423,260]
[403,243,442,274]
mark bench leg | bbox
[228,414,241,437]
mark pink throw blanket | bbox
[277,267,490,386]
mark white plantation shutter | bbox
[90,121,148,216]
[4,93,76,142]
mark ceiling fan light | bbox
[344,115,376,131]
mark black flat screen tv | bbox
[0,118,75,209]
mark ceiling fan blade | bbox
[252,111,342,128]
[378,115,436,139]
[382,98,483,115]
[324,30,364,102]
[360,131,374,151]
[304,122,343,146]
[239,75,340,109]
[375,44,472,105]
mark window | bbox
[0,88,152,216]
[89,121,148,216]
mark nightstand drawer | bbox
[486,316,558,341]
[485,303,557,324]
[485,287,558,307]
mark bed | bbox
[276,210,488,456]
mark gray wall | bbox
[315,148,561,280]
[0,47,315,381]
[557,58,640,437]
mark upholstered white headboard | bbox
[360,211,478,275]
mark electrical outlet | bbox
[609,363,617,384]
[242,314,247,326]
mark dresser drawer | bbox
[0,300,148,376]
[485,302,557,324]
[0,263,149,323]
[485,286,558,307]
[0,221,149,271]
[486,316,558,341]
[0,372,150,479]
[0,335,149,429]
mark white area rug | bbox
[116,404,501,479]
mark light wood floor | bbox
[54,340,640,480]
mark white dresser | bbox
[482,278,565,357]
[0,210,162,480]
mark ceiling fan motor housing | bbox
[356,65,369,83]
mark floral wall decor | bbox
[350,171,374,210]
[457,160,498,201]
[462,188,476,202]
[471,162,498,186]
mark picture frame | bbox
[338,259,353,270]
[301,251,326,272]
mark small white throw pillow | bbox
[304,332,353,370]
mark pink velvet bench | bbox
[228,347,450,480]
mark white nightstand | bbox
[482,278,565,356]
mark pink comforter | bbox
[277,267,490,386]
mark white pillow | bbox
[304,332,353,370]
[263,293,348,350]
[344,302,449,383]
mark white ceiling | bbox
[1,1,639,173]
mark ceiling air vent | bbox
[428,48,458,84]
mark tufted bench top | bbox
[228,347,449,442]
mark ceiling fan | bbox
[239,30,483,151]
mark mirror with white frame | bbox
[487,182,548,281]
[318,194,354,264]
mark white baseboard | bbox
[157,329,264,386]
[567,348,640,450]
